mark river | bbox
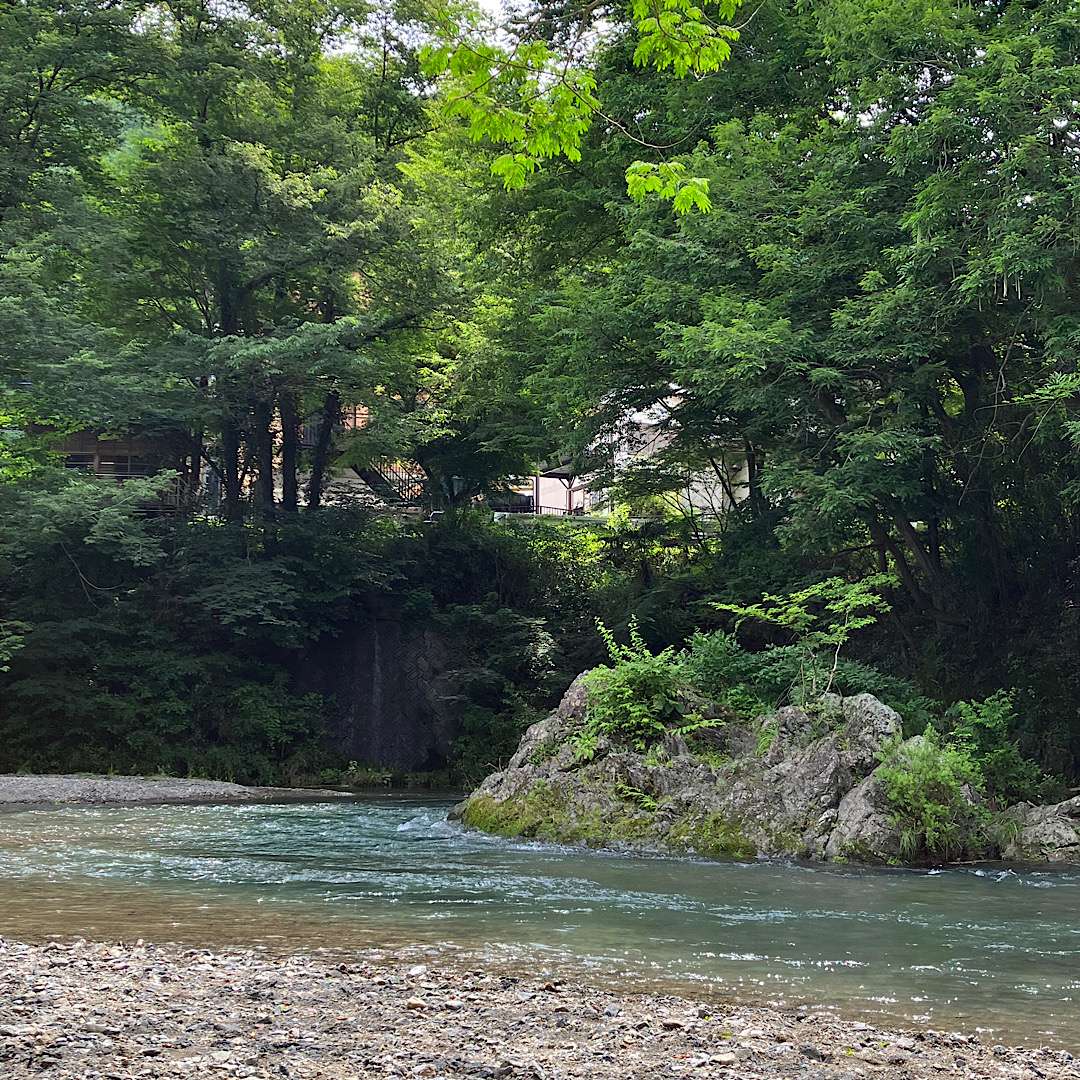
[0,795,1077,1047]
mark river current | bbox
[0,796,1077,1047]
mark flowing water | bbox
[0,796,1078,1047]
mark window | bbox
[71,454,156,478]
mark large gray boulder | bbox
[841,693,907,772]
[1002,796,1080,862]
[503,673,590,772]
[454,676,928,864]
[824,772,903,863]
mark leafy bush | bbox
[945,691,1049,805]
[452,698,546,786]
[876,727,989,862]
[683,631,813,720]
[434,598,564,784]
[716,574,896,699]
[683,627,930,726]
[578,618,686,758]
[683,631,764,710]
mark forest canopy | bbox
[3,0,1080,785]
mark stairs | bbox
[352,461,427,508]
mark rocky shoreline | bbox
[456,676,1080,865]
[0,774,351,810]
[0,937,1073,1079]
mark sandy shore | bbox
[0,938,1072,1079]
[0,774,351,809]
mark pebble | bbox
[0,773,351,808]
[0,937,1071,1080]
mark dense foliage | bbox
[504,0,1080,778]
[3,0,1080,795]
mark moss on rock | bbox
[459,783,563,838]
[455,678,982,866]
[667,812,757,859]
[461,781,680,850]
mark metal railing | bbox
[492,502,601,518]
[353,460,428,507]
[63,460,188,510]
[493,503,581,517]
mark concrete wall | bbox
[301,608,456,771]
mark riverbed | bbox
[0,796,1077,1049]
[3,937,1072,1080]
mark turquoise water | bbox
[0,796,1078,1046]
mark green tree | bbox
[506,0,1080,768]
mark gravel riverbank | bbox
[0,774,350,809]
[0,938,1072,1080]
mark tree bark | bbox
[888,509,945,596]
[216,259,245,523]
[253,396,276,521]
[279,389,300,513]
[868,519,968,627]
[221,412,243,523]
[744,438,767,516]
[869,519,926,608]
[185,431,203,512]
[306,390,340,512]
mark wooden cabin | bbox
[58,431,187,509]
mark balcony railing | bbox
[63,456,187,509]
[491,501,604,519]
[493,503,586,517]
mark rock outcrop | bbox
[454,675,983,864]
[1002,796,1080,863]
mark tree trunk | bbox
[185,431,203,512]
[216,260,245,523]
[868,518,968,627]
[744,438,766,516]
[222,413,243,523]
[888,509,946,608]
[279,390,300,513]
[306,390,340,512]
[869,519,927,609]
[952,342,1020,603]
[253,396,276,521]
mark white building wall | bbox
[515,400,750,518]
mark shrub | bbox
[452,698,546,786]
[945,691,1048,805]
[682,631,748,698]
[683,631,769,717]
[683,628,929,726]
[716,574,896,699]
[577,618,685,759]
[876,727,989,862]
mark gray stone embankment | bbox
[0,774,350,810]
[0,937,1072,1079]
